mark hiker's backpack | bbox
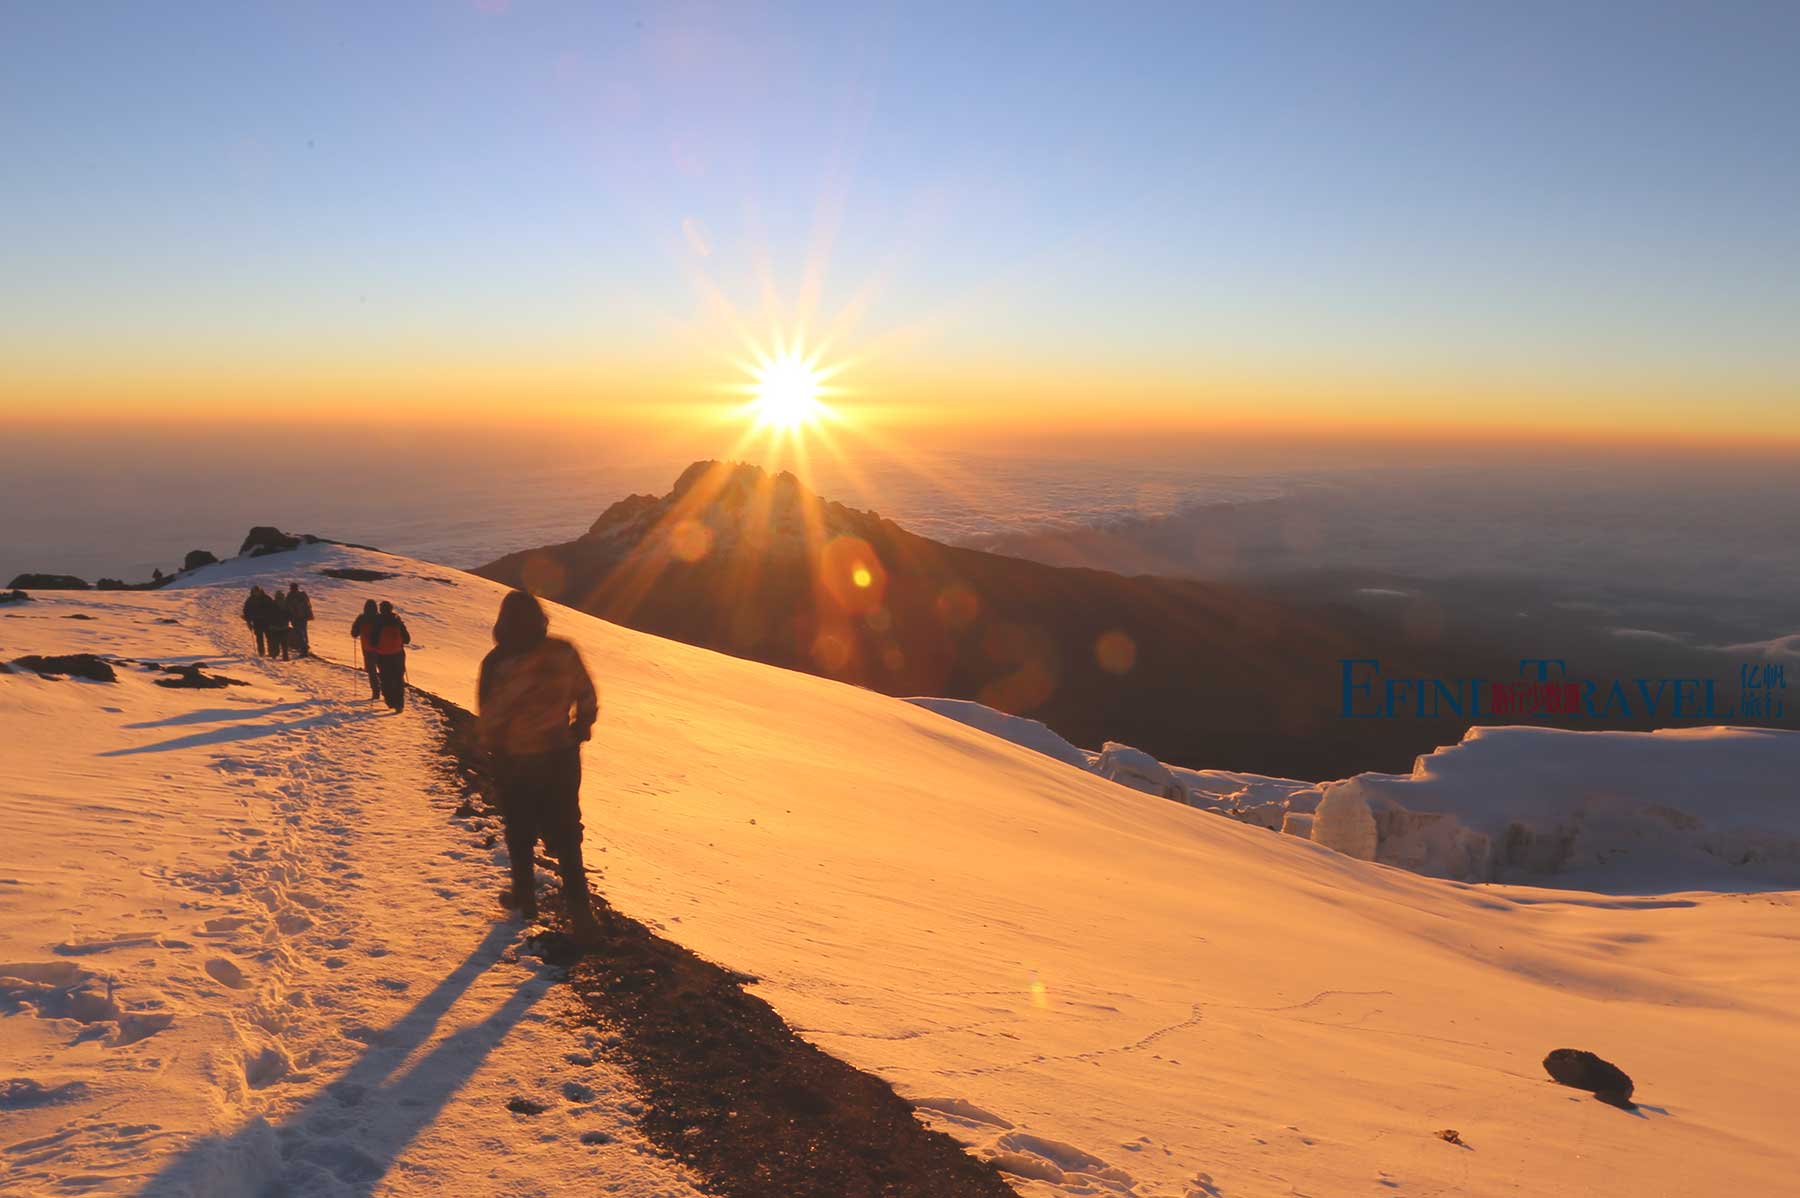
[373,618,408,655]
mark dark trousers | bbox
[290,620,310,655]
[361,648,380,697]
[250,623,266,655]
[496,747,589,916]
[266,627,289,659]
[375,651,406,711]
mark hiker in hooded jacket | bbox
[284,583,314,656]
[349,599,381,699]
[246,585,290,660]
[264,592,291,660]
[367,600,411,712]
[242,586,273,656]
[477,589,604,944]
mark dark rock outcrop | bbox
[9,654,117,682]
[7,574,88,591]
[0,589,29,605]
[320,567,399,582]
[155,664,247,689]
[1543,1048,1635,1107]
[183,549,219,572]
[240,527,305,557]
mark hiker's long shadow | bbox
[124,700,327,730]
[100,707,380,756]
[140,922,543,1198]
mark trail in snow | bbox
[0,588,702,1197]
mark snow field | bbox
[0,587,701,1198]
[248,543,1800,1198]
[3,542,1796,1197]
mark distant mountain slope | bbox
[475,462,1516,779]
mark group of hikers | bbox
[241,580,601,941]
[241,584,412,712]
[241,583,314,659]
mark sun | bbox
[725,335,848,442]
[751,354,827,430]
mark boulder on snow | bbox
[7,573,88,591]
[155,664,247,689]
[239,526,304,557]
[0,589,29,605]
[182,549,219,572]
[9,654,117,682]
[1092,742,1183,801]
[1543,1048,1635,1107]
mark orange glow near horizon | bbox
[10,333,1800,462]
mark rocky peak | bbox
[585,462,889,555]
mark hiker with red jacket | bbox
[367,600,411,712]
[477,589,604,944]
[349,599,381,699]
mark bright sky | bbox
[3,2,1797,443]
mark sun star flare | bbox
[752,355,827,430]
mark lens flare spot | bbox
[1095,629,1137,675]
[668,519,713,563]
[819,536,885,613]
[810,628,853,673]
[1028,977,1049,1009]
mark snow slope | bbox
[8,542,1800,1198]
[196,545,1800,1196]
[0,588,701,1197]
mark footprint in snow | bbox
[204,958,252,989]
[202,915,256,934]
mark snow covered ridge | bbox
[10,538,1800,1197]
[909,700,1800,888]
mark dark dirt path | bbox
[424,690,1021,1198]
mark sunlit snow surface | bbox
[4,543,1798,1197]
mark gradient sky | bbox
[3,1,1797,441]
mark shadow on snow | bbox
[100,706,382,756]
[139,923,543,1198]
